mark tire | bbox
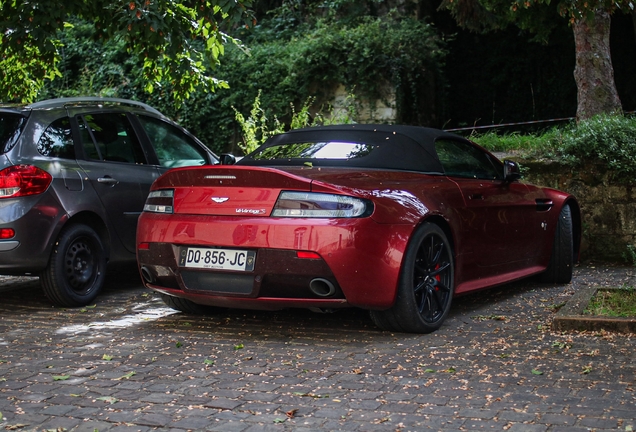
[540,204,574,284]
[40,224,107,307]
[160,293,221,315]
[370,223,455,333]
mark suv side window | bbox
[77,113,147,164]
[36,117,75,159]
[435,139,502,180]
[137,115,209,168]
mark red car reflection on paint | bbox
[136,124,580,333]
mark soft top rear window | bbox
[0,113,27,154]
[251,141,375,161]
[239,128,445,173]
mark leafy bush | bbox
[234,91,358,154]
[551,114,636,181]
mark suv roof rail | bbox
[28,97,164,116]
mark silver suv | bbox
[0,97,218,306]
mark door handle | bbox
[469,194,484,200]
[97,176,119,186]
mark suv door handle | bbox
[97,176,119,186]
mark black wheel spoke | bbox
[413,280,427,294]
[434,281,451,293]
[430,288,445,310]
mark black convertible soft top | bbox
[238,124,470,173]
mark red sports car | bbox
[136,124,580,333]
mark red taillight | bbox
[0,165,53,198]
[297,251,321,259]
[0,228,15,239]
[138,242,150,250]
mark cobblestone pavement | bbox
[0,265,635,432]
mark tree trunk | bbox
[572,10,622,121]
[632,10,636,46]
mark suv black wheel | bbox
[40,224,106,307]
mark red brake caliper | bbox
[434,264,441,288]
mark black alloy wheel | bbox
[370,223,455,333]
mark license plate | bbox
[179,247,256,271]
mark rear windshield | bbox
[250,141,375,161]
[0,113,27,154]
[239,137,442,173]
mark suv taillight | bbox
[0,165,53,198]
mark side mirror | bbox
[219,153,236,165]
[503,159,521,182]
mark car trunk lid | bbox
[153,165,314,216]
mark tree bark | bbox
[572,10,622,121]
[632,10,636,46]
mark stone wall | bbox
[517,159,636,263]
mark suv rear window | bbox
[0,113,27,154]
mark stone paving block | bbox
[170,415,215,430]
[203,397,244,410]
[108,425,153,432]
[101,410,142,424]
[542,427,591,432]
[72,420,116,432]
[577,416,620,429]
[538,413,578,425]
[346,399,382,410]
[505,424,548,432]
[136,412,177,428]
[39,404,76,416]
[36,416,83,431]
[497,410,539,424]
[208,420,250,431]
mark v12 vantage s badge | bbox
[235,208,266,215]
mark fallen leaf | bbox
[52,375,70,381]
[114,371,136,380]
[102,354,113,361]
[97,396,119,404]
[204,359,215,366]
[286,408,298,418]
[374,417,391,424]
[234,344,244,350]
[5,424,29,430]
[531,369,543,375]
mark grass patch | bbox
[470,129,562,154]
[584,286,636,317]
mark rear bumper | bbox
[136,213,416,310]
[0,193,66,274]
